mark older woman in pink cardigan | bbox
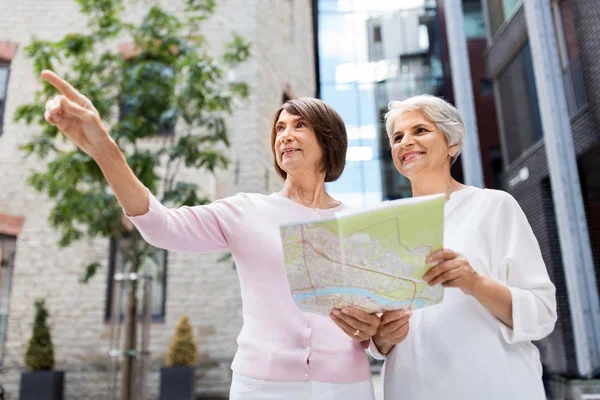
[41,70,379,400]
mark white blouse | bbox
[370,186,557,400]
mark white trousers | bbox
[229,372,376,400]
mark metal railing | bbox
[562,56,588,118]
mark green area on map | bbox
[280,194,446,315]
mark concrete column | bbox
[480,0,494,44]
[443,0,485,188]
[524,0,600,378]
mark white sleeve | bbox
[488,191,557,344]
[366,338,387,360]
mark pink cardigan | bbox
[127,190,372,383]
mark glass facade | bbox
[497,42,543,164]
[318,0,447,206]
[487,0,522,37]
[463,0,487,38]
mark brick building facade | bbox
[0,0,317,398]
[482,0,600,392]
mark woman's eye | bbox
[276,126,284,133]
[394,135,403,142]
[416,127,428,134]
[297,121,307,128]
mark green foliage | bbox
[80,262,102,284]
[25,300,55,371]
[15,0,251,281]
[166,315,198,367]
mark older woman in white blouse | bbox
[333,94,557,400]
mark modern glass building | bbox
[318,0,493,206]
[319,0,444,207]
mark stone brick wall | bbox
[0,0,316,398]
[501,141,578,377]
[492,0,600,378]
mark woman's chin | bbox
[281,161,299,172]
[398,163,421,178]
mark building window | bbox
[481,78,494,96]
[0,235,17,367]
[489,146,504,189]
[105,237,167,322]
[500,0,521,20]
[418,24,430,51]
[497,42,543,164]
[373,26,382,43]
[578,144,600,287]
[487,0,522,36]
[0,64,10,136]
[463,0,486,38]
[552,0,587,118]
[552,0,580,66]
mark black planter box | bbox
[159,366,195,400]
[19,370,64,400]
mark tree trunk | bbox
[120,255,139,400]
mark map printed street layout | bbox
[281,194,445,315]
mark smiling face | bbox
[389,110,456,178]
[274,109,324,178]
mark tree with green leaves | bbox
[25,299,55,371]
[166,315,198,367]
[14,0,250,398]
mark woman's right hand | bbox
[42,70,112,158]
[41,69,150,217]
[373,309,412,355]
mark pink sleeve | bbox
[126,189,246,253]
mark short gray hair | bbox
[384,95,465,165]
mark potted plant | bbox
[159,315,198,400]
[19,299,64,400]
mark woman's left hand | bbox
[330,308,380,342]
[423,249,482,295]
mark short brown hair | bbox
[270,98,347,182]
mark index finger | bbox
[41,70,85,103]
[340,307,379,324]
[380,309,411,324]
[426,248,457,263]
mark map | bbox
[281,194,445,316]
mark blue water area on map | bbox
[293,287,426,309]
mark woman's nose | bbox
[400,134,414,147]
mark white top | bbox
[229,372,375,400]
[370,187,557,400]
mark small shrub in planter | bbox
[19,299,64,400]
[159,315,198,400]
